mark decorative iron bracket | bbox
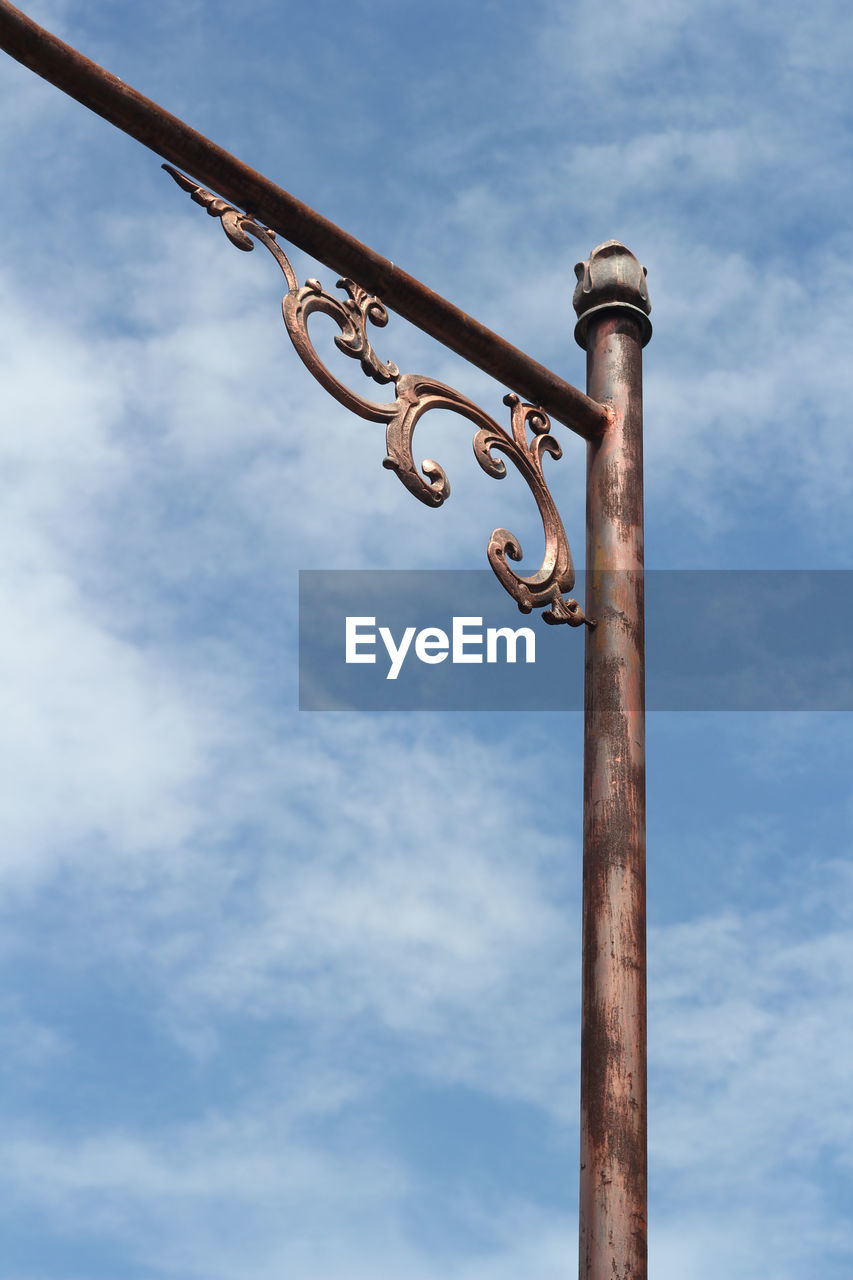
[164,165,594,628]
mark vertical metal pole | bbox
[573,243,652,1280]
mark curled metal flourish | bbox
[164,165,593,627]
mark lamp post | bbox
[575,249,651,1280]
[0,5,652,1275]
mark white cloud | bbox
[648,870,853,1274]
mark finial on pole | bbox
[572,240,652,350]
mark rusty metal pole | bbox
[0,7,658,1270]
[573,243,652,1280]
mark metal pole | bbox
[0,0,607,441]
[0,6,656,1268]
[573,242,651,1280]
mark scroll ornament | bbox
[165,166,593,627]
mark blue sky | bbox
[1,1,852,1277]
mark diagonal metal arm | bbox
[0,0,607,441]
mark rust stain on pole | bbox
[0,0,608,441]
[574,242,651,1280]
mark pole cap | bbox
[573,240,652,349]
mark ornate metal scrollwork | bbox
[164,165,593,627]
